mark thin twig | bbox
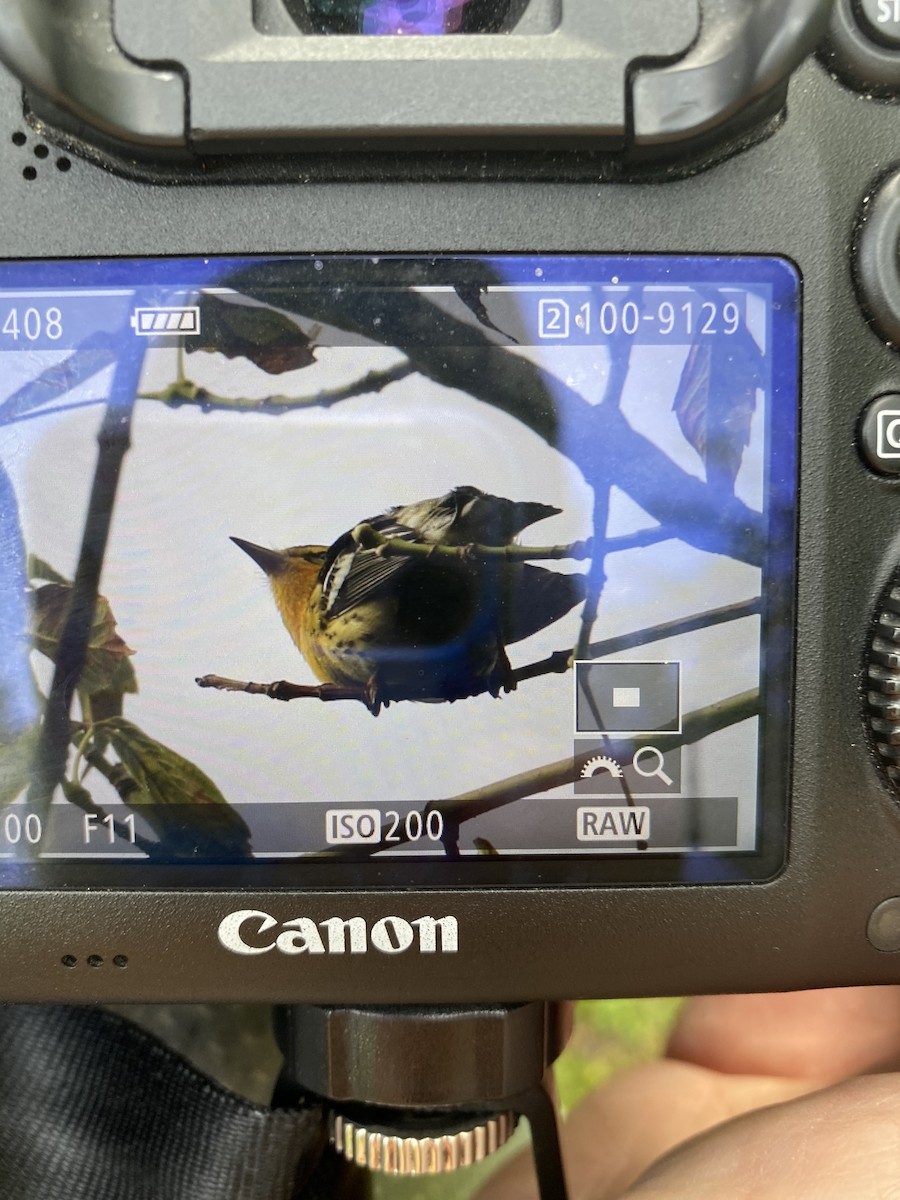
[350,524,676,562]
[573,300,638,660]
[196,674,373,708]
[512,597,763,685]
[138,361,415,415]
[352,522,593,562]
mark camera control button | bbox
[856,0,900,49]
[859,394,900,475]
[856,172,900,348]
[824,0,900,95]
[867,897,900,952]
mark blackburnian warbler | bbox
[232,486,584,710]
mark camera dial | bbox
[867,576,900,784]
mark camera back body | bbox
[0,0,898,1010]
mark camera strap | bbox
[0,1005,343,1200]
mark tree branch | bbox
[316,689,762,858]
[196,673,374,709]
[512,596,762,685]
[572,291,639,660]
[349,523,676,563]
[26,341,145,819]
[138,360,415,415]
[351,522,593,563]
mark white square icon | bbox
[612,686,641,708]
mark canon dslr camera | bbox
[0,1,898,1196]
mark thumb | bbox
[624,1073,900,1200]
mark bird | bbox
[231,485,585,712]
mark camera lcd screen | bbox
[0,255,798,889]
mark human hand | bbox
[475,987,900,1199]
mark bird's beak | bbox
[230,537,287,576]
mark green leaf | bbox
[31,583,138,698]
[187,293,318,375]
[0,726,38,807]
[27,555,70,585]
[672,333,763,496]
[473,836,499,856]
[98,717,252,856]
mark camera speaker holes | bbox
[21,166,36,182]
[60,953,128,969]
[10,131,25,147]
[56,157,71,173]
[33,144,48,159]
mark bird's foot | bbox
[365,676,385,717]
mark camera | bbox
[0,0,899,1194]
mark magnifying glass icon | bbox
[632,746,673,787]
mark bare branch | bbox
[196,673,374,709]
[572,299,639,660]
[351,521,593,563]
[349,522,676,563]
[26,343,145,820]
[513,596,762,685]
[315,689,762,858]
[432,689,760,825]
[138,361,415,415]
[573,486,609,661]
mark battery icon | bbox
[130,306,201,336]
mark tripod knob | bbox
[329,1109,517,1175]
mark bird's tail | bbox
[500,565,586,644]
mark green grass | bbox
[370,998,683,1200]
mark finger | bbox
[624,1073,900,1199]
[668,987,900,1082]
[474,1059,812,1200]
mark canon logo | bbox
[217,910,459,957]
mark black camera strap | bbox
[0,1006,347,1200]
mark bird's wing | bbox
[387,488,467,541]
[320,518,420,619]
[390,486,561,545]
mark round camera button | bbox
[860,394,900,475]
[824,0,900,94]
[856,0,900,49]
[856,172,900,348]
[868,897,900,951]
